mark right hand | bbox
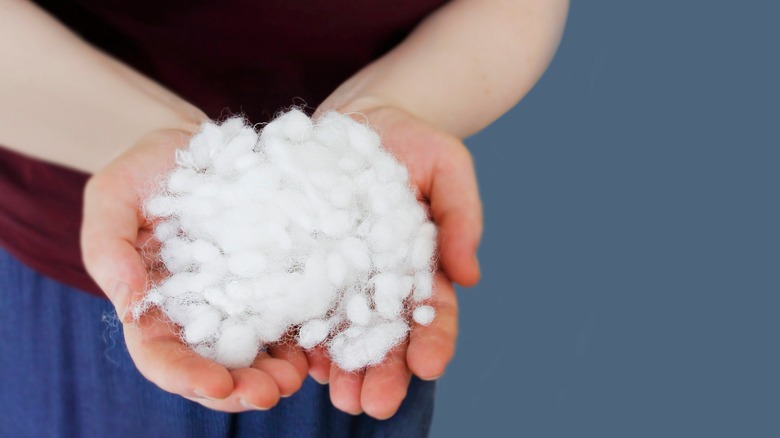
[81,129,309,411]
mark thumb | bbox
[81,174,147,322]
[428,146,483,286]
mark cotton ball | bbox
[373,241,412,271]
[225,126,258,154]
[355,219,372,238]
[326,253,347,287]
[263,136,298,177]
[399,275,414,300]
[214,320,259,369]
[298,319,330,349]
[319,208,353,237]
[189,124,222,170]
[167,168,198,194]
[224,280,254,306]
[345,118,381,156]
[353,169,377,190]
[143,288,165,306]
[368,183,404,215]
[296,254,339,320]
[346,295,372,325]
[159,238,192,272]
[338,156,363,173]
[183,307,222,344]
[191,240,221,264]
[252,315,288,343]
[327,175,356,208]
[412,305,435,326]
[373,273,403,319]
[328,321,409,371]
[275,189,316,232]
[145,196,178,218]
[296,142,338,173]
[374,155,406,183]
[178,194,219,218]
[218,117,246,138]
[313,112,349,150]
[227,251,267,277]
[203,287,244,316]
[190,180,223,199]
[158,272,200,297]
[216,219,279,253]
[413,271,434,301]
[368,218,396,253]
[308,171,337,190]
[339,237,371,272]
[153,220,179,242]
[235,166,282,200]
[212,127,258,176]
[233,152,263,172]
[386,208,418,241]
[411,222,437,270]
[277,108,313,143]
[160,298,200,326]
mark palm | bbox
[81,130,308,411]
[306,106,483,418]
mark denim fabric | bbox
[0,249,434,437]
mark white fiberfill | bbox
[140,109,436,371]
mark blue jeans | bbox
[0,249,434,437]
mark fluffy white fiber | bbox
[139,109,436,371]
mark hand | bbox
[307,104,483,419]
[81,130,309,412]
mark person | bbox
[0,0,568,436]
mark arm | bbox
[0,0,203,173]
[318,0,569,138]
[312,0,569,419]
[1,0,307,412]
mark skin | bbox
[3,0,568,419]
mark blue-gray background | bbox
[431,1,779,437]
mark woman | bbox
[0,0,568,436]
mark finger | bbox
[251,351,305,398]
[81,175,146,321]
[229,367,281,410]
[329,365,364,415]
[305,346,332,384]
[407,273,458,380]
[136,227,164,271]
[427,145,483,286]
[183,367,280,412]
[267,343,310,382]
[361,342,412,420]
[122,309,234,400]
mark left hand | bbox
[81,129,310,412]
[307,104,484,419]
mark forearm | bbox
[0,0,204,173]
[319,0,569,138]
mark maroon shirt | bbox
[0,0,447,298]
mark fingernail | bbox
[420,372,444,381]
[193,389,225,401]
[311,374,329,385]
[110,281,132,323]
[240,399,268,411]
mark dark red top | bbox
[0,0,447,298]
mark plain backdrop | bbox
[430,1,779,437]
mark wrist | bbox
[316,94,391,119]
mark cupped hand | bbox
[81,129,309,412]
[308,105,484,419]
